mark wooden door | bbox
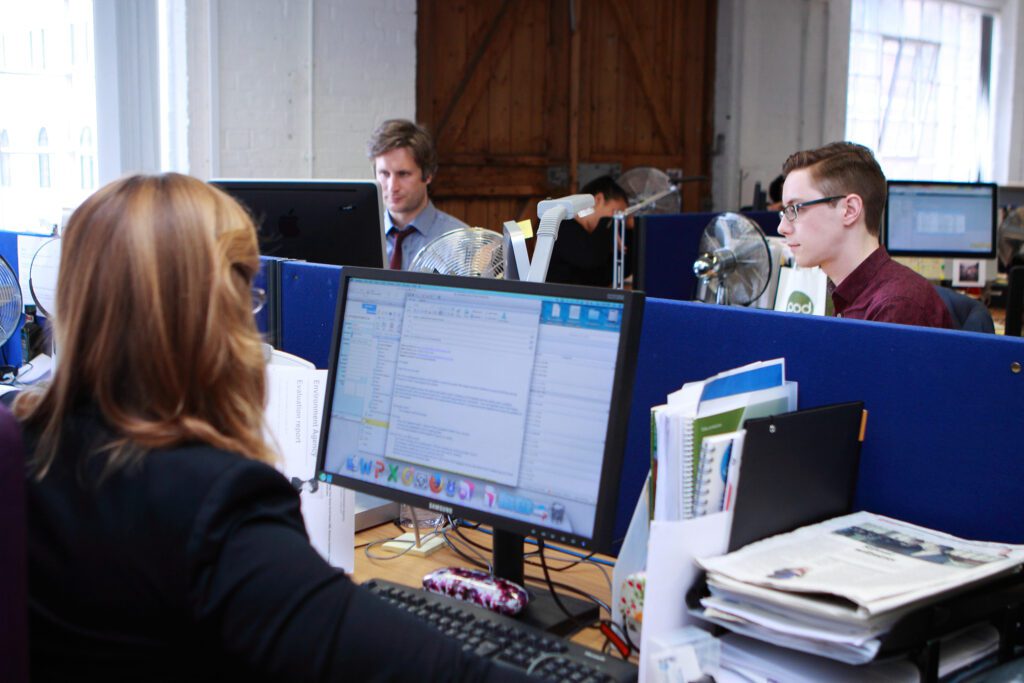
[417,0,717,231]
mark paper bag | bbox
[774,266,828,316]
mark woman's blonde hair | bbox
[16,173,276,476]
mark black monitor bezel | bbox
[314,266,645,555]
[884,180,997,259]
[211,178,386,268]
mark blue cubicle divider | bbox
[617,298,1024,546]
[636,211,782,302]
[279,261,341,368]
[276,260,1024,548]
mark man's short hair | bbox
[367,119,438,180]
[782,142,886,236]
[581,175,628,203]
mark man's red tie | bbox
[389,227,417,270]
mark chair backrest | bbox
[0,402,29,683]
[934,285,995,333]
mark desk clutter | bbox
[630,359,1024,683]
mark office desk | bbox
[352,523,619,654]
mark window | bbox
[79,127,95,189]
[0,130,10,187]
[0,1,97,232]
[37,127,50,188]
[846,0,997,181]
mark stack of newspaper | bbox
[695,512,1024,665]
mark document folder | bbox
[728,401,866,552]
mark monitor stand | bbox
[492,529,600,637]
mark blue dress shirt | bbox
[385,200,468,270]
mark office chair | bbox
[0,403,29,683]
[934,285,995,333]
[1006,265,1023,337]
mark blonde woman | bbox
[9,174,527,682]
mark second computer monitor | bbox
[212,179,386,268]
[885,180,996,259]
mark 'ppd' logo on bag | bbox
[785,290,815,315]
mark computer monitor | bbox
[211,179,386,267]
[884,181,997,259]
[315,267,644,632]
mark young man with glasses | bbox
[778,142,952,328]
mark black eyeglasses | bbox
[779,196,845,223]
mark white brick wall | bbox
[189,0,415,180]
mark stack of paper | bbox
[696,512,1024,665]
[650,358,796,522]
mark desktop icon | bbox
[415,471,429,489]
[458,480,475,500]
[484,485,497,508]
[373,460,386,479]
[401,467,415,486]
[445,479,457,497]
[429,474,444,494]
[344,456,357,472]
[387,463,399,482]
[551,502,565,524]
[359,458,374,476]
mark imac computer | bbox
[212,179,386,268]
[315,267,644,633]
[884,181,997,259]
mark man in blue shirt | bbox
[367,119,468,269]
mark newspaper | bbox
[698,511,1024,620]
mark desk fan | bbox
[409,227,505,278]
[0,256,23,375]
[693,213,772,306]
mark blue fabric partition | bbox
[617,298,1024,545]
[279,261,342,368]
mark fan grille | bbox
[0,256,23,346]
[409,228,505,278]
[695,213,771,306]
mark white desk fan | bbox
[693,213,772,306]
[409,227,505,278]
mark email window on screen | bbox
[384,293,541,485]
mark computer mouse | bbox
[422,567,529,616]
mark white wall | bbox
[712,0,850,212]
[186,0,416,181]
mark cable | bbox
[536,538,590,633]
[469,524,615,567]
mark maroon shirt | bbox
[832,247,953,329]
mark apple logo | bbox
[278,209,300,237]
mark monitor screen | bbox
[885,181,996,258]
[212,179,386,268]
[316,268,644,554]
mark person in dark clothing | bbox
[9,173,529,682]
[545,176,630,287]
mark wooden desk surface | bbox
[353,523,620,654]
